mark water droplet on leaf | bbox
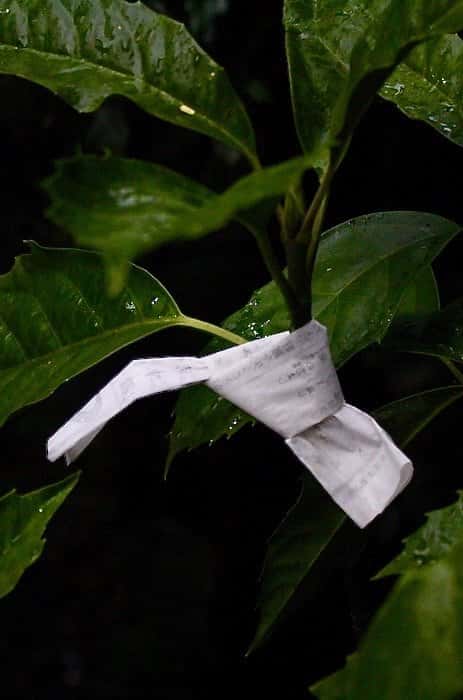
[390,82,404,96]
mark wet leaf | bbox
[44,153,319,270]
[284,0,463,159]
[44,155,212,270]
[381,34,463,146]
[0,243,196,426]
[378,491,463,578]
[169,212,459,464]
[0,0,257,164]
[0,473,79,598]
[313,213,456,367]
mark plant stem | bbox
[296,165,333,246]
[239,218,301,328]
[441,357,463,384]
[254,230,300,318]
[248,151,262,172]
[180,317,246,345]
[304,191,330,312]
[286,138,352,324]
[281,166,333,326]
[285,238,314,328]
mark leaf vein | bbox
[0,312,29,360]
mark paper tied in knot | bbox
[47,321,413,528]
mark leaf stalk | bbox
[180,317,246,345]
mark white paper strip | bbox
[47,321,413,528]
[47,358,210,464]
[287,405,413,528]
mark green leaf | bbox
[381,34,463,146]
[313,213,457,367]
[311,655,356,700]
[247,475,345,654]
[0,243,202,427]
[312,541,463,700]
[0,473,79,598]
[374,386,463,450]
[44,153,319,268]
[44,156,212,265]
[0,0,257,165]
[378,491,463,578]
[284,0,463,158]
[385,297,463,363]
[169,212,460,464]
[392,266,440,324]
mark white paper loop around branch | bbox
[47,321,413,528]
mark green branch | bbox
[240,218,302,330]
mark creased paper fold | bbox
[47,321,413,528]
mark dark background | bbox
[1,1,463,697]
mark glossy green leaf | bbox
[284,0,463,158]
[386,297,463,363]
[0,473,79,598]
[374,386,463,450]
[169,212,459,464]
[247,475,345,654]
[312,541,463,700]
[381,34,463,146]
[0,0,257,165]
[314,213,457,367]
[44,156,212,265]
[44,153,318,266]
[378,491,463,578]
[0,243,204,426]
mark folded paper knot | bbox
[47,321,413,528]
[207,321,343,437]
